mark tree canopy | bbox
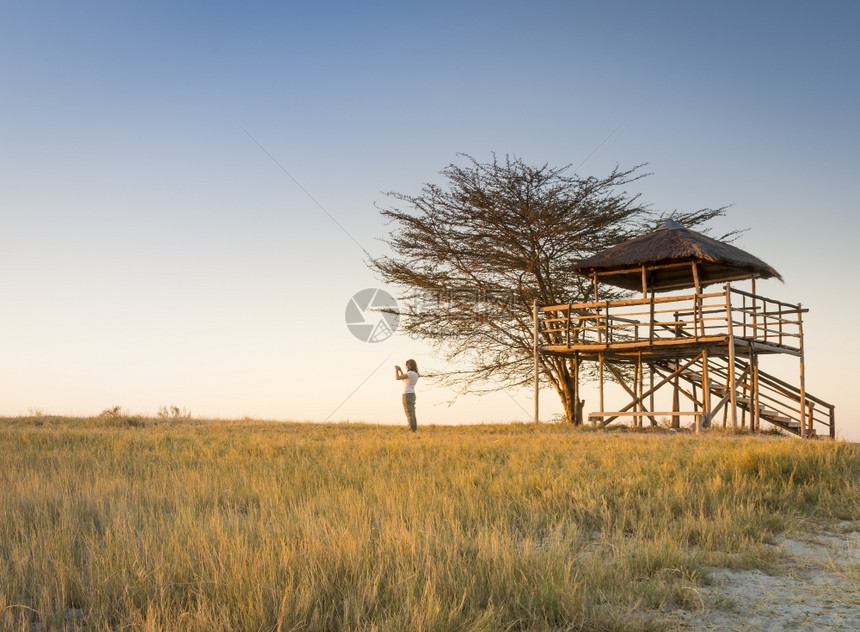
[369,154,727,423]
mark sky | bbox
[1,1,858,438]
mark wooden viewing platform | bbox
[531,220,835,438]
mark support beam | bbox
[598,352,605,416]
[672,358,680,429]
[699,349,710,433]
[572,353,581,425]
[750,343,759,432]
[692,263,703,337]
[649,364,657,426]
[725,284,738,430]
[636,353,644,428]
[798,303,807,437]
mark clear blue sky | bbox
[2,1,858,437]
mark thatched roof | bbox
[573,219,783,292]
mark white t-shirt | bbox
[403,370,419,394]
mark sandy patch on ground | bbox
[671,523,860,631]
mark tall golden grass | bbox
[1,417,858,631]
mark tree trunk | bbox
[558,362,584,425]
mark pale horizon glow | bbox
[1,2,858,440]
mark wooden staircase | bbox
[651,357,835,438]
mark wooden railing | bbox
[539,285,805,352]
[728,287,805,347]
[750,369,836,438]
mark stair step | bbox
[680,370,730,394]
[761,410,797,427]
[736,397,767,412]
[771,417,797,427]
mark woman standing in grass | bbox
[395,359,419,432]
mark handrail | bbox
[539,287,804,352]
[541,290,724,313]
[731,286,808,312]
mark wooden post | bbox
[566,303,572,348]
[573,352,580,425]
[604,300,611,344]
[725,284,738,431]
[672,358,680,429]
[649,289,656,343]
[829,404,836,439]
[636,353,643,428]
[798,303,807,438]
[533,300,539,424]
[673,311,680,429]
[751,278,758,343]
[594,274,603,345]
[751,344,760,433]
[599,352,605,419]
[692,381,699,419]
[699,349,710,432]
[649,364,656,427]
[692,263,703,337]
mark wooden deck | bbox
[542,335,801,361]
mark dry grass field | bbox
[0,417,858,631]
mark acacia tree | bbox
[369,154,726,423]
